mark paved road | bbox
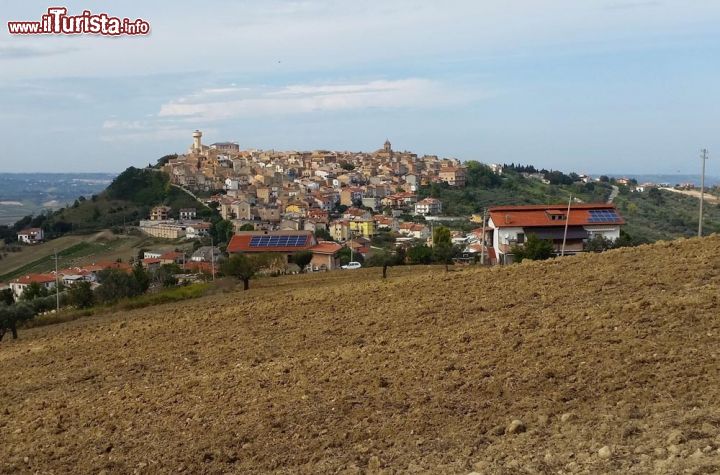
[607,185,619,203]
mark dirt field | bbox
[1,236,720,474]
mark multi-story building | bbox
[415,198,442,216]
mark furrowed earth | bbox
[1,236,720,474]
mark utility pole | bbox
[52,249,60,312]
[210,236,216,281]
[699,149,709,237]
[561,196,572,256]
[480,208,487,265]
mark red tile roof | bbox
[182,261,213,273]
[11,273,56,285]
[160,251,185,260]
[489,204,624,228]
[18,228,43,235]
[310,241,342,255]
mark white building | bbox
[9,274,57,299]
[415,198,442,216]
[17,228,44,244]
[487,204,625,264]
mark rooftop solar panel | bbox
[248,234,308,247]
[588,209,620,223]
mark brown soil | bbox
[1,236,720,474]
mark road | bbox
[607,185,619,203]
[660,187,720,204]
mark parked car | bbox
[341,261,362,270]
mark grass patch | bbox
[23,283,212,330]
[114,283,212,310]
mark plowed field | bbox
[2,236,720,474]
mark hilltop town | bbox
[2,130,719,314]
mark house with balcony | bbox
[415,197,442,216]
[487,204,625,264]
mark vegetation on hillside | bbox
[419,162,612,216]
[0,167,212,242]
[419,161,719,242]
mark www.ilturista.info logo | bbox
[7,7,150,35]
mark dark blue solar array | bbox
[249,235,308,247]
[588,209,620,223]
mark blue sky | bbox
[0,0,718,175]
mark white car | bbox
[341,261,362,270]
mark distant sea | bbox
[602,174,720,187]
[0,173,115,226]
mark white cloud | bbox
[101,119,213,142]
[157,78,483,121]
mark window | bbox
[516,233,525,244]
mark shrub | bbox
[511,234,554,263]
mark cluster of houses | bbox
[2,201,627,300]
[2,261,131,300]
[138,207,212,239]
[161,131,463,237]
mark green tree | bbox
[433,226,452,246]
[95,269,143,304]
[132,262,151,293]
[365,249,398,278]
[511,234,554,263]
[290,251,313,273]
[433,242,455,271]
[238,223,255,231]
[212,219,235,244]
[1,288,14,306]
[0,303,35,341]
[407,244,433,265]
[20,281,50,301]
[221,254,259,290]
[584,235,615,252]
[314,228,332,241]
[155,264,181,288]
[67,281,95,309]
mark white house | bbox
[179,208,197,220]
[415,198,442,216]
[9,274,57,299]
[487,204,625,264]
[17,228,44,244]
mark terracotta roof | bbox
[19,227,43,233]
[310,241,343,255]
[160,251,185,260]
[489,204,624,228]
[11,273,56,285]
[183,261,213,273]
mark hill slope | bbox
[1,237,720,473]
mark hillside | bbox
[0,231,194,282]
[1,237,720,473]
[419,165,720,242]
[0,167,208,242]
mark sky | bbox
[0,0,718,175]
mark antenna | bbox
[561,196,572,256]
[699,149,709,237]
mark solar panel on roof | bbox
[588,209,619,223]
[247,234,308,247]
